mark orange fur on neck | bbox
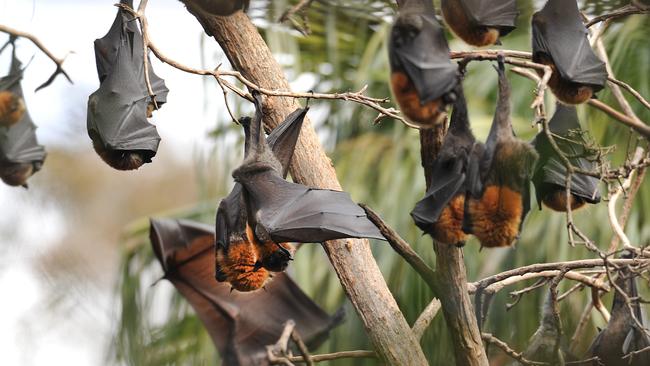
[391,72,446,128]
[0,91,25,127]
[431,194,468,245]
[214,225,271,292]
[469,185,523,248]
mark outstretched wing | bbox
[463,0,518,35]
[150,218,344,365]
[531,0,606,89]
[237,170,385,243]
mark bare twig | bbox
[591,286,611,323]
[411,298,442,340]
[274,351,377,364]
[623,345,650,361]
[360,204,437,290]
[481,333,548,366]
[585,4,650,28]
[290,330,314,366]
[468,269,610,296]
[279,0,315,23]
[608,148,646,251]
[0,24,72,91]
[608,77,650,111]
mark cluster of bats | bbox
[391,0,605,248]
[0,0,635,364]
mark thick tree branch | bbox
[180,4,428,364]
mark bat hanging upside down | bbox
[462,56,538,248]
[440,0,518,47]
[215,93,385,292]
[389,0,459,128]
[531,0,607,105]
[0,91,25,128]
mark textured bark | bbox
[420,128,489,366]
[181,4,428,365]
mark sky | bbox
[0,1,233,365]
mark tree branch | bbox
[180,4,428,364]
[585,3,650,28]
[0,24,72,91]
[481,333,547,366]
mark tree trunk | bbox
[181,4,428,365]
[420,128,489,366]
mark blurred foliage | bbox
[113,1,650,365]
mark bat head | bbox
[259,242,295,273]
[0,91,25,127]
[0,162,34,187]
[91,134,153,171]
[392,14,424,48]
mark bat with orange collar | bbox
[531,103,601,212]
[150,218,344,365]
[411,84,484,246]
[531,0,607,105]
[440,0,518,47]
[215,92,385,292]
[462,57,538,248]
[0,39,46,188]
[87,0,168,171]
[389,0,459,129]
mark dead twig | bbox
[585,4,650,28]
[0,24,72,91]
[481,333,548,366]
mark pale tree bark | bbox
[180,3,428,365]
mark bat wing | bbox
[411,157,466,230]
[266,107,308,178]
[150,218,344,365]
[235,170,385,243]
[215,105,307,250]
[390,13,458,103]
[532,105,601,204]
[532,0,607,89]
[463,0,518,35]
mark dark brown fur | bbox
[441,0,500,47]
[0,162,33,188]
[92,139,148,171]
[542,190,586,212]
[534,54,594,105]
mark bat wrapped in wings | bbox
[0,40,46,188]
[440,0,518,47]
[411,84,484,246]
[532,0,607,105]
[216,92,385,292]
[389,0,459,129]
[463,57,538,248]
[532,103,601,212]
[588,256,650,366]
[150,218,344,366]
[87,0,169,171]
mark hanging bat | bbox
[215,102,307,292]
[518,290,580,365]
[389,0,459,129]
[150,218,345,366]
[0,91,25,128]
[531,0,607,105]
[531,103,601,212]
[191,0,250,16]
[440,0,518,47]
[463,57,538,248]
[217,92,385,292]
[0,41,46,188]
[588,259,650,366]
[411,84,484,246]
[87,0,169,171]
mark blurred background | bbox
[0,0,648,365]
